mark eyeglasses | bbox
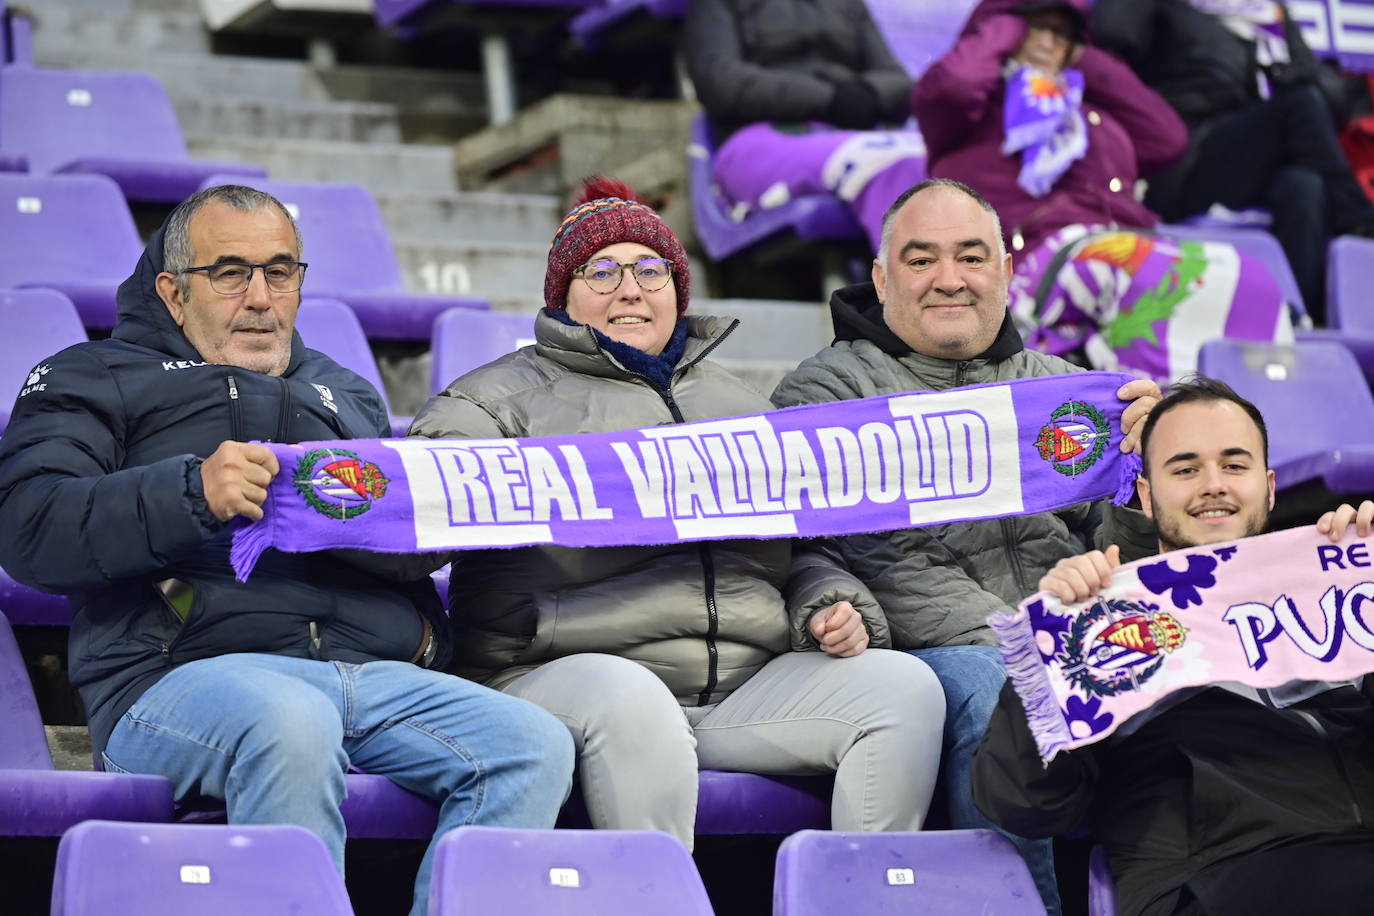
[573,257,673,294]
[179,261,309,295]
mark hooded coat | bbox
[409,309,887,706]
[0,221,447,755]
[912,0,1188,256]
[771,282,1156,648]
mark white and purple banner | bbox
[1292,0,1374,72]
[230,372,1141,580]
[994,525,1374,763]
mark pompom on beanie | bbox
[543,176,690,315]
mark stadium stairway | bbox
[28,0,564,323]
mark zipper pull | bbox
[227,376,239,400]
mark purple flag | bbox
[230,372,1142,581]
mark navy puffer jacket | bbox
[0,222,446,755]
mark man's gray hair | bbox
[163,185,303,293]
[875,177,1006,270]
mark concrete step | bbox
[393,237,547,308]
[24,0,193,15]
[174,96,404,144]
[375,190,563,245]
[29,6,212,59]
[35,50,487,131]
[46,725,93,772]
[187,137,459,192]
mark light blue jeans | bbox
[909,645,1062,916]
[102,653,574,916]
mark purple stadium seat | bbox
[863,0,978,79]
[0,68,264,204]
[1323,235,1374,331]
[1295,235,1374,383]
[1197,338,1374,493]
[569,0,686,49]
[51,821,353,916]
[0,173,145,330]
[1,1,33,67]
[688,113,864,262]
[0,288,87,432]
[427,826,715,915]
[0,611,175,836]
[773,829,1047,916]
[429,307,536,394]
[0,566,70,627]
[294,298,411,436]
[197,175,490,341]
[1088,845,1117,916]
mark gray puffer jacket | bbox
[410,310,888,706]
[772,282,1157,649]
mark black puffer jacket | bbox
[0,224,446,754]
[974,682,1374,916]
[1092,0,1325,127]
[684,0,912,137]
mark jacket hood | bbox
[962,0,1089,39]
[828,281,1025,362]
[111,217,305,370]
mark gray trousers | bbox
[501,649,945,848]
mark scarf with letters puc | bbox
[992,524,1374,763]
[1002,63,1088,198]
[230,372,1142,580]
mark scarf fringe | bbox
[229,515,270,582]
[1111,451,1143,506]
[990,607,1071,763]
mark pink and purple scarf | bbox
[231,372,1141,580]
[993,524,1374,762]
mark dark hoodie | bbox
[0,220,446,755]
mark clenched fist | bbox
[200,440,280,522]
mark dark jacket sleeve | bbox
[685,0,836,123]
[0,347,220,593]
[1090,0,1159,67]
[972,680,1101,837]
[1077,45,1188,176]
[911,13,1025,161]
[785,537,890,650]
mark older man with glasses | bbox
[0,184,573,916]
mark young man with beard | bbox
[971,376,1374,916]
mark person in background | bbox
[915,0,1291,384]
[1093,0,1374,323]
[684,0,928,253]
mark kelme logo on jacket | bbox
[293,448,389,520]
[1035,400,1110,477]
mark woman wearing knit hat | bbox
[409,177,944,846]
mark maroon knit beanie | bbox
[544,176,690,315]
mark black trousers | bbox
[1147,83,1374,322]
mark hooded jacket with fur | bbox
[0,222,446,755]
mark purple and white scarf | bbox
[1002,64,1088,198]
[231,372,1141,580]
[992,525,1374,763]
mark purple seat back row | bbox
[0,68,264,203]
[773,829,1048,915]
[0,611,175,836]
[52,821,353,916]
[0,173,141,330]
[429,826,714,915]
[197,174,490,341]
